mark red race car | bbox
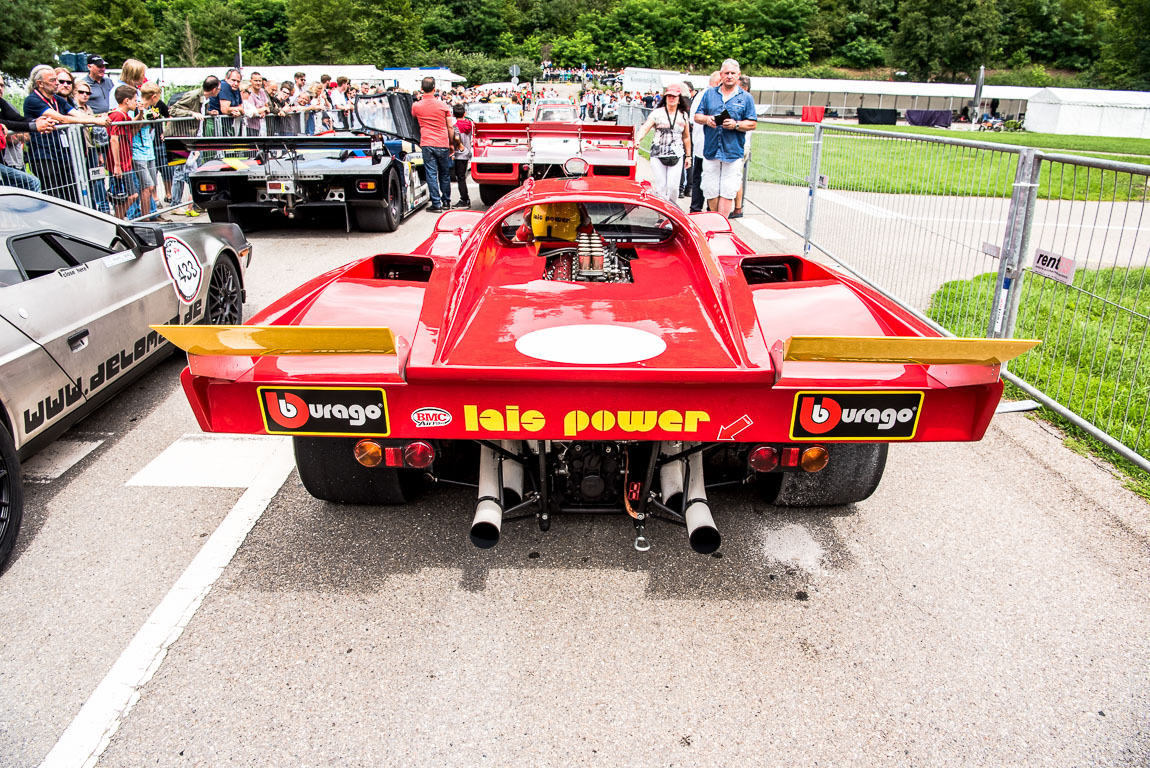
[156,175,1037,554]
[470,123,636,206]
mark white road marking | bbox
[738,218,787,241]
[39,436,295,768]
[23,439,106,482]
[127,433,287,488]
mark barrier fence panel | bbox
[745,119,1150,470]
[746,122,820,240]
[1003,153,1150,470]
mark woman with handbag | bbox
[636,83,691,202]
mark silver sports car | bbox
[0,189,251,569]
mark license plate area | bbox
[266,180,296,195]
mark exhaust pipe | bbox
[684,448,721,554]
[659,441,685,511]
[470,441,523,549]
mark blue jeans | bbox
[423,146,452,208]
[0,163,41,192]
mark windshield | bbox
[536,107,578,122]
[467,104,506,123]
[355,94,398,134]
[499,202,674,244]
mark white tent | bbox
[658,73,1039,120]
[1025,88,1150,138]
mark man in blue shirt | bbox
[24,64,109,205]
[693,58,757,217]
[218,69,243,135]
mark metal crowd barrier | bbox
[746,120,1150,471]
[614,105,652,127]
[2,110,360,221]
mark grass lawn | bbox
[927,266,1150,497]
[828,124,1150,158]
[746,124,1150,201]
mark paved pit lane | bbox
[1,192,1148,768]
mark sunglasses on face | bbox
[77,89,91,95]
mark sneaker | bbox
[185,208,201,217]
[728,210,744,219]
[428,205,444,213]
[453,200,471,209]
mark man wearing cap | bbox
[81,55,115,114]
[693,58,756,217]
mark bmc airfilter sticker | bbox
[790,391,923,441]
[258,387,389,436]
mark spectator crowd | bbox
[3,53,756,221]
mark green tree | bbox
[287,0,361,63]
[1,0,56,76]
[1093,0,1150,88]
[548,30,597,67]
[891,0,1000,80]
[234,0,290,65]
[354,0,424,65]
[54,0,158,66]
[154,0,245,67]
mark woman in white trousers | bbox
[636,84,692,202]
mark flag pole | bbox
[238,36,243,71]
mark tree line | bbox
[2,0,1146,89]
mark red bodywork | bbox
[470,123,637,186]
[180,177,1003,445]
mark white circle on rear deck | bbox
[515,325,666,364]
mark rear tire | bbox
[0,425,24,571]
[381,171,401,232]
[772,443,888,507]
[293,437,427,505]
[479,183,515,207]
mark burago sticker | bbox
[162,235,204,305]
[259,387,389,436]
[790,391,922,441]
[412,407,452,427]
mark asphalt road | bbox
[2,184,1149,768]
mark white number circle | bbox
[163,235,204,305]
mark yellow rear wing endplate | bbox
[783,336,1040,366]
[151,325,397,356]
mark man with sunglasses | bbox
[81,55,115,114]
[23,64,109,205]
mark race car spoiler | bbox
[473,122,636,144]
[164,134,412,155]
[152,325,1036,366]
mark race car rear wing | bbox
[473,122,636,145]
[152,325,1036,368]
[164,134,411,155]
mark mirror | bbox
[128,224,164,250]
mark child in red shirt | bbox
[106,85,139,219]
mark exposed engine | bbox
[553,441,626,505]
[543,232,633,283]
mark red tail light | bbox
[198,182,217,193]
[356,180,376,192]
[403,441,435,469]
[748,445,779,473]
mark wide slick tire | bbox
[0,425,25,571]
[478,183,515,207]
[204,256,243,325]
[293,437,427,505]
[770,443,888,507]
